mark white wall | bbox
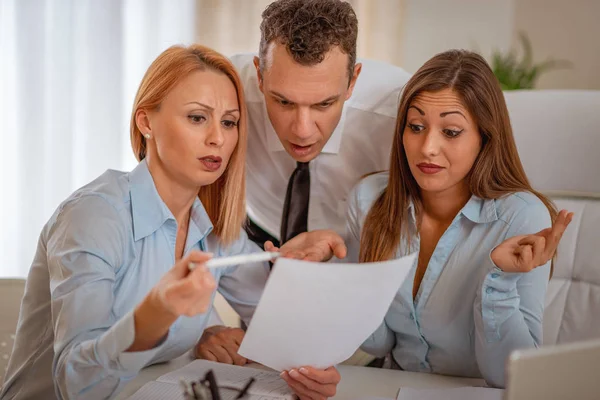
[195,0,599,90]
[400,0,515,73]
[515,0,600,90]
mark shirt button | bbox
[491,273,500,278]
[486,287,494,294]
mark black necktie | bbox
[280,162,310,244]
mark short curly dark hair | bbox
[259,0,358,80]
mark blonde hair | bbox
[360,50,557,270]
[130,44,248,245]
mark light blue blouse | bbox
[1,160,269,399]
[346,172,551,388]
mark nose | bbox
[205,120,225,148]
[421,130,442,157]
[290,107,314,140]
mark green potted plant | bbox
[491,32,571,90]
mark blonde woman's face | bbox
[403,88,482,195]
[146,69,240,188]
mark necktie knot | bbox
[296,161,309,170]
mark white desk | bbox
[115,353,485,399]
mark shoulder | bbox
[47,170,131,241]
[347,58,411,118]
[349,172,389,217]
[60,169,130,215]
[494,192,552,233]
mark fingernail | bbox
[289,369,300,378]
[299,367,308,375]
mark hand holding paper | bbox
[239,253,417,371]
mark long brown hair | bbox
[360,50,557,263]
[130,44,248,245]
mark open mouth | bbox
[198,156,222,172]
[289,143,315,157]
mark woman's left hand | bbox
[280,366,341,400]
[265,230,347,262]
[491,209,574,273]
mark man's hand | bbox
[194,326,247,366]
[265,230,347,262]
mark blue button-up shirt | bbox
[346,172,551,388]
[1,160,268,399]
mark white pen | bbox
[188,251,280,271]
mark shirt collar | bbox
[265,102,347,155]
[128,159,213,241]
[407,195,498,224]
[460,195,498,223]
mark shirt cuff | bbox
[485,247,522,290]
[95,310,169,373]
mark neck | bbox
[419,181,472,225]
[146,155,198,226]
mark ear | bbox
[135,108,152,137]
[253,56,264,94]
[345,63,362,101]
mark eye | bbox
[222,120,238,129]
[316,101,333,109]
[443,128,463,138]
[188,115,206,123]
[278,99,293,107]
[408,123,425,133]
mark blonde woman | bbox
[1,45,343,400]
[344,50,573,388]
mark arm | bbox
[48,196,165,399]
[474,203,552,388]
[217,235,269,326]
[49,196,215,399]
[360,320,396,357]
[345,182,396,356]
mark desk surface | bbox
[116,354,485,400]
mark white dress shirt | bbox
[230,53,411,243]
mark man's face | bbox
[255,43,360,162]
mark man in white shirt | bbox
[196,0,410,397]
[231,1,411,249]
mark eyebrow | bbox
[409,105,424,115]
[440,110,467,120]
[269,91,341,105]
[185,101,239,115]
[409,105,467,120]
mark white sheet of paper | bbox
[238,254,417,371]
[396,387,503,400]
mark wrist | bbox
[128,289,179,352]
[490,247,505,272]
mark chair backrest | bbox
[0,278,26,384]
[504,90,600,345]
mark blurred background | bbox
[1,0,599,278]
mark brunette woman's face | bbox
[403,88,482,195]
